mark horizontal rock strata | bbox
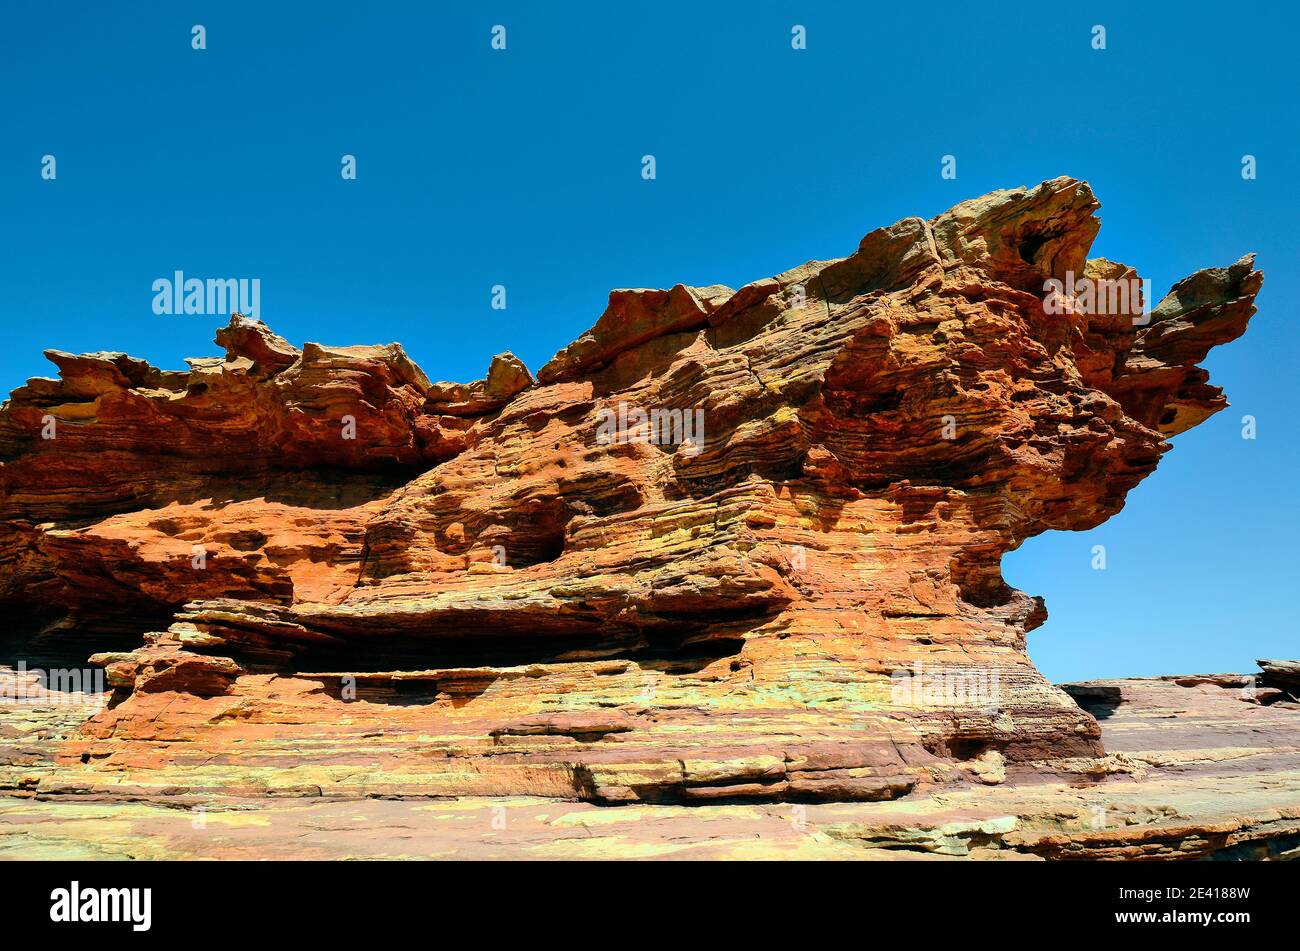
[0,178,1286,845]
[2,669,1295,859]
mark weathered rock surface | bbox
[0,177,1290,859]
[2,668,1295,858]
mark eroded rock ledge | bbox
[0,178,1284,834]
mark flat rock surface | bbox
[1,674,1296,859]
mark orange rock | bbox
[0,177,1268,805]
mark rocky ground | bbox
[1,665,1296,859]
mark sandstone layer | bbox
[2,666,1296,859]
[0,177,1290,859]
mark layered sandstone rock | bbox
[0,178,1278,819]
[2,666,1296,859]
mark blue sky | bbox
[2,2,1295,681]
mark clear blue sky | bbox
[2,2,1295,681]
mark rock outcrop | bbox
[0,178,1282,834]
[3,663,1296,859]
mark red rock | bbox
[0,177,1281,819]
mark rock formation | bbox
[1,178,1291,858]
